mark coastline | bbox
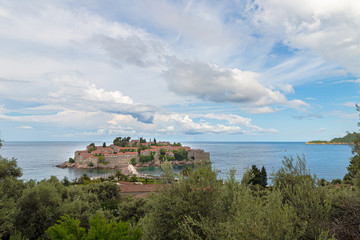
[305,142,351,145]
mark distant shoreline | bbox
[305,142,351,145]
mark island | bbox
[57,137,210,172]
[306,132,358,145]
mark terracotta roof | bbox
[118,181,160,193]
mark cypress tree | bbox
[261,166,267,187]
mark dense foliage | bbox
[113,137,131,147]
[3,119,360,239]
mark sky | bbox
[0,0,360,142]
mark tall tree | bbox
[344,105,360,183]
[249,165,262,186]
[261,166,267,187]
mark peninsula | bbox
[306,132,358,145]
[57,137,210,171]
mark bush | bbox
[88,162,94,167]
[130,158,136,165]
[47,214,142,240]
[69,158,75,163]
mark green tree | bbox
[16,180,63,239]
[0,157,22,179]
[103,142,107,148]
[181,166,193,177]
[113,137,131,147]
[141,164,222,239]
[272,155,332,239]
[249,165,262,186]
[344,105,360,184]
[46,214,86,240]
[47,214,142,240]
[160,160,175,183]
[0,146,24,239]
[173,148,188,161]
[260,166,267,187]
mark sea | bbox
[0,141,353,182]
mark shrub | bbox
[69,158,75,163]
[131,158,136,165]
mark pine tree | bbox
[261,166,267,187]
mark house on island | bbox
[73,139,210,169]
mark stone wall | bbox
[187,149,210,162]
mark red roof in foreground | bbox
[118,181,163,194]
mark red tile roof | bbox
[118,181,161,193]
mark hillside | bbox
[306,132,358,144]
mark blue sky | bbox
[0,0,359,142]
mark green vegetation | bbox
[69,158,75,163]
[308,140,329,144]
[130,158,137,165]
[242,165,267,188]
[47,214,142,240]
[308,132,358,144]
[139,152,155,163]
[173,148,188,161]
[98,155,108,165]
[172,142,182,146]
[113,137,131,147]
[2,145,360,239]
[3,108,360,239]
[87,143,96,153]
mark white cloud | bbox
[92,112,279,136]
[16,126,33,129]
[335,79,360,84]
[318,128,326,133]
[164,58,307,113]
[343,102,358,107]
[253,0,360,76]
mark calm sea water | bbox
[0,141,353,182]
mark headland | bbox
[306,132,358,145]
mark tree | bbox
[139,137,146,143]
[0,157,22,179]
[181,166,193,177]
[244,165,267,187]
[47,214,142,240]
[249,165,262,186]
[260,166,267,187]
[103,142,106,147]
[46,215,86,240]
[16,180,63,239]
[113,137,131,147]
[160,160,175,183]
[344,105,360,184]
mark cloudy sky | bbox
[0,0,359,142]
